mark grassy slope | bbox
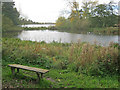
[2,38,119,88]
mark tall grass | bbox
[67,42,119,75]
[2,38,119,75]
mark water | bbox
[18,30,119,46]
[21,24,55,28]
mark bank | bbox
[2,38,119,88]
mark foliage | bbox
[68,42,118,75]
[82,0,98,19]
[91,3,118,27]
[56,17,70,30]
[2,38,119,75]
[2,16,21,32]
[2,38,119,88]
[89,27,119,35]
[2,2,20,25]
[2,16,14,31]
[56,16,90,33]
[55,0,118,34]
[19,18,36,25]
[2,2,22,32]
[23,26,57,30]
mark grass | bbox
[46,69,119,88]
[2,66,52,88]
[2,66,119,88]
[2,38,120,88]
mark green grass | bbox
[2,66,52,88]
[45,69,119,88]
[2,38,119,88]
[2,66,119,88]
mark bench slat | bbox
[8,64,49,74]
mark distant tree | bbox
[56,0,118,32]
[92,2,118,27]
[106,2,118,27]
[56,16,71,30]
[68,0,80,19]
[82,0,98,19]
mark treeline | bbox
[56,0,118,34]
[20,18,38,25]
[2,2,36,32]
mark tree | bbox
[2,2,22,32]
[2,15,15,32]
[68,0,80,19]
[56,0,118,32]
[92,2,118,27]
[82,0,98,19]
[2,2,20,25]
[56,17,71,30]
[56,0,91,32]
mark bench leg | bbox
[11,67,15,75]
[17,68,19,73]
[36,72,40,82]
[41,73,43,78]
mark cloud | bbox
[13,0,67,22]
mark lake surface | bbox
[21,24,55,28]
[18,30,119,46]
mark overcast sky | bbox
[13,0,119,23]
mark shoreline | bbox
[22,26,119,35]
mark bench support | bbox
[36,72,40,82]
[41,73,43,78]
[36,73,44,82]
[17,68,19,73]
[11,67,15,75]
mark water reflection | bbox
[18,30,119,46]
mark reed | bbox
[2,38,119,75]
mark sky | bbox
[13,0,119,23]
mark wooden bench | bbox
[8,64,49,81]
